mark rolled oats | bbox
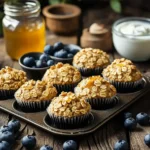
[42,63,81,85]
[73,48,110,69]
[0,66,27,90]
[75,76,116,99]
[102,58,142,82]
[47,92,91,117]
[15,80,57,101]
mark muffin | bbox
[0,66,27,99]
[42,63,81,93]
[102,58,143,92]
[73,48,110,76]
[75,76,118,110]
[15,80,57,112]
[47,92,91,129]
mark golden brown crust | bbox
[47,92,91,118]
[102,58,142,82]
[75,76,116,99]
[0,66,27,90]
[73,48,110,69]
[15,80,57,102]
[42,63,81,85]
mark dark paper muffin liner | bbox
[54,83,78,94]
[103,76,144,93]
[78,67,103,77]
[86,95,119,110]
[47,112,91,129]
[0,90,16,100]
[15,99,51,112]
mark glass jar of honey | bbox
[3,0,46,60]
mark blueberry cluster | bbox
[114,112,150,150]
[44,42,79,59]
[0,119,20,150]
[23,53,54,68]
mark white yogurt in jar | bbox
[113,18,150,61]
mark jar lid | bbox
[89,23,109,35]
[4,0,40,17]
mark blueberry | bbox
[40,145,53,150]
[8,119,20,133]
[0,131,15,144]
[54,50,68,58]
[36,60,47,68]
[53,42,64,51]
[23,57,35,67]
[44,45,54,55]
[144,134,150,147]
[0,125,14,133]
[40,53,51,62]
[114,140,128,150]
[136,112,149,126]
[124,112,132,119]
[124,117,137,130]
[63,140,77,150]
[69,49,79,55]
[0,141,11,150]
[67,53,74,58]
[22,135,36,150]
[47,60,54,67]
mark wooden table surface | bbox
[0,5,150,150]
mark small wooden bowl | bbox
[43,4,81,35]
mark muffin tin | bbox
[0,76,150,136]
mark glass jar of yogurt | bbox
[112,17,150,61]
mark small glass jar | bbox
[3,0,46,60]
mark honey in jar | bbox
[3,0,46,60]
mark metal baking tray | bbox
[0,76,150,136]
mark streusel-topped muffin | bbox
[47,92,91,128]
[42,63,81,93]
[102,58,143,92]
[75,76,118,109]
[0,66,27,99]
[102,58,142,82]
[15,80,57,111]
[75,76,116,99]
[73,48,110,76]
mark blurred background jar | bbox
[3,0,46,60]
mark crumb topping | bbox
[102,58,142,82]
[47,92,91,117]
[15,80,57,101]
[0,66,27,90]
[42,63,81,85]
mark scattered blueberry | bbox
[0,125,14,133]
[124,117,137,130]
[0,131,14,144]
[44,45,54,55]
[136,112,149,126]
[124,112,132,119]
[69,49,79,55]
[0,141,11,150]
[22,135,36,150]
[67,53,74,58]
[40,145,53,150]
[53,42,64,51]
[40,53,51,62]
[144,134,150,147]
[54,50,68,58]
[64,47,70,52]
[63,140,78,150]
[8,119,20,133]
[36,60,47,68]
[114,140,128,150]
[23,57,36,67]
[47,60,54,67]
